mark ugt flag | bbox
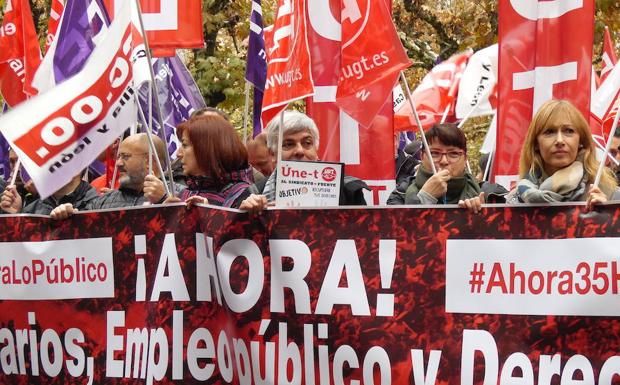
[335,0,411,128]
[495,0,594,188]
[0,1,135,199]
[261,0,314,126]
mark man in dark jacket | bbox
[1,173,97,215]
[50,133,169,219]
[241,110,368,212]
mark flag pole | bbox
[109,134,124,190]
[9,159,20,186]
[274,106,288,208]
[147,87,153,174]
[399,72,437,174]
[243,81,251,143]
[137,101,171,197]
[457,86,494,129]
[133,0,175,196]
[594,105,620,188]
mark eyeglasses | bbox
[117,152,149,161]
[429,150,464,162]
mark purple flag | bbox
[137,55,206,156]
[53,0,110,81]
[246,0,267,137]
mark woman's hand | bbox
[185,195,208,208]
[586,184,607,211]
[420,169,451,199]
[458,192,485,214]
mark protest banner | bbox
[1,203,620,384]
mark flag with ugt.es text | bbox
[0,0,42,107]
[394,51,470,132]
[103,0,204,51]
[335,0,411,128]
[495,0,594,189]
[261,0,314,127]
[0,1,135,199]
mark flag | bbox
[246,0,267,137]
[495,0,594,188]
[455,44,498,119]
[601,26,617,84]
[335,0,411,128]
[261,0,314,126]
[31,0,111,93]
[137,55,206,156]
[394,51,471,131]
[103,0,204,50]
[0,1,135,199]
[0,0,42,106]
[43,0,66,54]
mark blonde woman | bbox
[507,99,619,208]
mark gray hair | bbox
[266,110,320,153]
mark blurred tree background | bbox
[2,0,620,169]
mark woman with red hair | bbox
[145,115,253,208]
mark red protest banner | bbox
[0,0,42,106]
[2,203,620,384]
[261,0,315,127]
[305,0,396,205]
[103,0,204,50]
[495,0,594,188]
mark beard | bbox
[119,170,146,190]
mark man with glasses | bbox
[50,133,169,219]
[390,123,484,213]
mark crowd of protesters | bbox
[0,99,618,217]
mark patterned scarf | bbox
[515,161,587,203]
[181,167,253,207]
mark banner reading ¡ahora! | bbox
[2,203,620,384]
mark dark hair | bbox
[190,107,230,121]
[424,123,467,152]
[177,115,248,181]
[615,127,620,138]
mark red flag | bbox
[0,0,42,107]
[261,0,314,126]
[495,1,594,188]
[44,0,65,54]
[602,97,620,137]
[394,51,471,132]
[334,0,411,128]
[305,0,396,205]
[601,26,617,84]
[103,0,204,50]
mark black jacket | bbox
[22,180,98,215]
